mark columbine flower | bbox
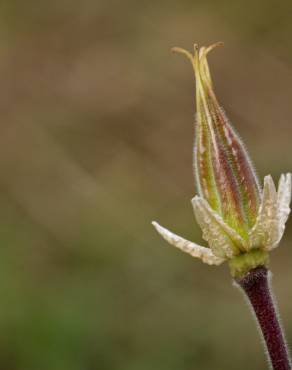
[152,43,291,277]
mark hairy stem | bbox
[236,266,291,370]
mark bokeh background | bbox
[0,0,292,369]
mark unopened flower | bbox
[152,43,291,277]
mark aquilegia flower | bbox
[152,43,291,278]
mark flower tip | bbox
[213,41,224,48]
[152,221,161,233]
[171,47,180,53]
[191,195,201,206]
[279,173,291,189]
[171,46,195,63]
[171,46,186,54]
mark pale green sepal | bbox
[191,196,246,258]
[249,175,280,250]
[274,173,292,249]
[228,249,269,278]
[152,221,225,265]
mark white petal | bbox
[152,221,225,265]
[191,196,245,258]
[249,175,280,250]
[277,173,291,243]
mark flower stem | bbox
[236,266,291,370]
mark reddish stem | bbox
[236,266,291,370]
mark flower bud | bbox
[172,43,260,238]
[153,43,291,278]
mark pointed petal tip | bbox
[191,195,201,206]
[285,172,291,183]
[265,174,272,180]
[152,221,176,241]
[279,172,291,186]
[152,221,164,233]
[278,173,291,192]
[263,174,277,195]
[264,174,274,184]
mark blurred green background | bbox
[0,0,292,369]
